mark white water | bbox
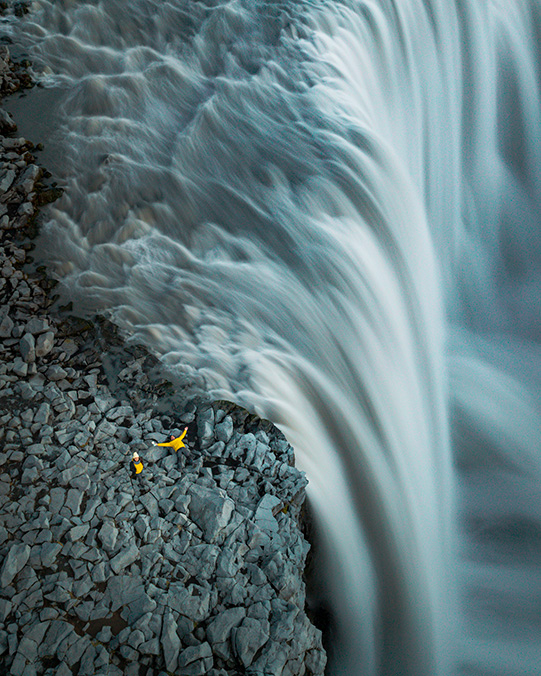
[8,0,541,674]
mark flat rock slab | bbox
[110,543,139,574]
[0,543,30,587]
[188,485,234,542]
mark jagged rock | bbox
[35,331,55,357]
[188,485,234,542]
[0,96,325,673]
[59,462,86,485]
[0,599,12,623]
[206,606,246,645]
[67,523,89,542]
[122,590,157,624]
[94,418,117,441]
[139,492,159,518]
[60,633,87,666]
[39,543,61,570]
[64,488,83,516]
[24,317,49,335]
[0,109,16,131]
[46,365,67,381]
[166,583,210,622]
[49,488,65,514]
[19,332,35,362]
[253,494,282,534]
[110,542,139,574]
[78,642,97,675]
[12,356,28,377]
[0,168,15,192]
[17,629,40,662]
[215,545,243,578]
[34,402,51,425]
[197,406,215,448]
[98,521,118,552]
[215,416,233,444]
[139,636,160,655]
[177,641,213,675]
[161,610,181,672]
[40,620,75,658]
[55,663,72,676]
[233,617,270,668]
[0,543,30,587]
[0,313,13,338]
[16,164,41,194]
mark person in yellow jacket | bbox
[130,452,144,477]
[153,427,189,452]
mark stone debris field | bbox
[0,40,326,676]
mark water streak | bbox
[7,0,541,674]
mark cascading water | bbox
[5,0,541,674]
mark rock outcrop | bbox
[0,34,326,676]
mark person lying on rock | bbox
[131,452,144,477]
[152,427,189,453]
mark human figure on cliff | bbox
[130,452,144,478]
[152,427,189,455]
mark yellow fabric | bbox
[133,460,143,474]
[156,428,187,451]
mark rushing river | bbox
[6,1,541,674]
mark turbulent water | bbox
[6,0,541,674]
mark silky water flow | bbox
[7,1,541,675]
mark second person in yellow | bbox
[153,427,189,452]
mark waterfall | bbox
[7,0,541,674]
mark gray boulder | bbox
[0,314,13,338]
[215,416,233,444]
[24,317,49,335]
[110,543,139,574]
[161,611,181,672]
[0,543,30,587]
[67,524,90,543]
[253,494,282,535]
[206,606,246,645]
[188,485,234,542]
[19,333,35,362]
[233,617,269,668]
[98,521,118,552]
[177,641,213,675]
[35,331,55,357]
[197,407,215,448]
